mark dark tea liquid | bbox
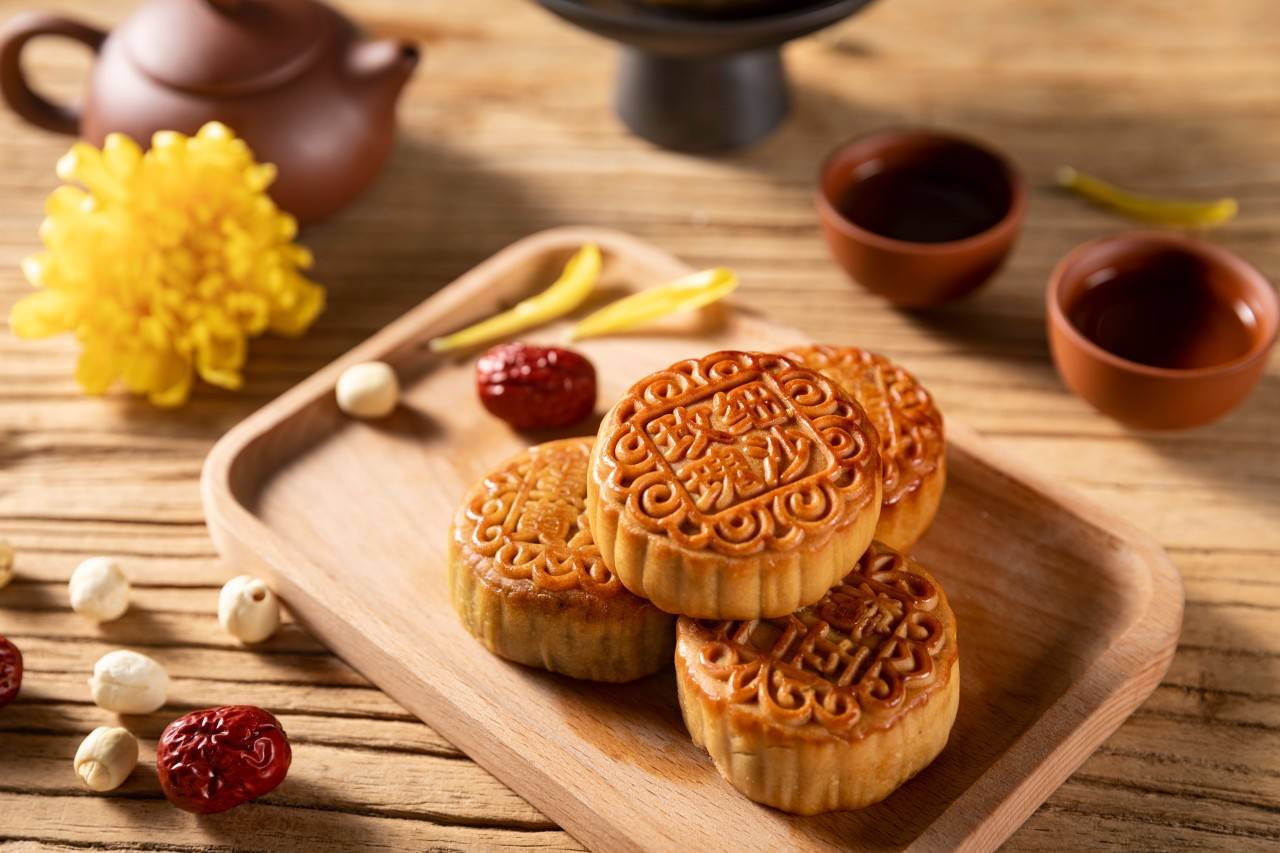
[837,164,1009,243]
[1067,254,1257,369]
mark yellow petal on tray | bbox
[1057,166,1238,228]
[570,267,738,341]
[429,243,602,353]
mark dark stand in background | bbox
[533,0,876,152]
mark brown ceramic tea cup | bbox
[816,129,1027,307]
[1047,232,1278,430]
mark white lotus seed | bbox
[0,538,13,589]
[336,361,399,418]
[69,557,130,622]
[88,650,168,714]
[74,726,139,791]
[218,575,281,643]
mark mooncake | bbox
[785,344,945,551]
[587,351,882,619]
[449,438,675,682]
[675,541,959,814]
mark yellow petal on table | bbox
[1057,166,1238,228]
[428,243,602,353]
[570,267,738,341]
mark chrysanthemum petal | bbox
[147,359,194,408]
[269,280,326,337]
[10,290,74,338]
[248,163,276,192]
[21,255,46,287]
[198,121,232,141]
[151,130,184,152]
[75,343,122,395]
[59,141,132,202]
[192,318,246,389]
[45,185,89,218]
[228,291,270,333]
[102,133,142,176]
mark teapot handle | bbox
[0,12,106,135]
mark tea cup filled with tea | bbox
[816,129,1027,307]
[1047,232,1278,429]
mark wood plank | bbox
[2,794,578,852]
[1,733,552,827]
[0,702,463,757]
[0,0,1276,849]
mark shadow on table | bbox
[1129,370,1280,501]
[1116,571,1277,803]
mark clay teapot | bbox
[0,0,419,222]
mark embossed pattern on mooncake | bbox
[785,345,944,507]
[451,437,674,683]
[594,351,880,557]
[461,438,621,597]
[685,541,956,739]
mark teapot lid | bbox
[121,0,330,94]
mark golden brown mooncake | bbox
[448,438,675,683]
[784,345,945,551]
[675,541,959,814]
[587,351,882,620]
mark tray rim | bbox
[202,226,1184,852]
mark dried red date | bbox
[156,705,291,814]
[476,342,597,430]
[0,635,21,708]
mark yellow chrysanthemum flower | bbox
[10,122,325,407]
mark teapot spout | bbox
[347,38,419,107]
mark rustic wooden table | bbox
[1,0,1276,850]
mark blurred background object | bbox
[1048,232,1277,429]
[0,0,419,222]
[817,128,1027,307]
[532,0,876,151]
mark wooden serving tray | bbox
[202,228,1183,852]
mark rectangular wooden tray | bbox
[202,228,1183,852]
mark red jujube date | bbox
[0,635,21,708]
[156,705,291,814]
[476,342,597,430]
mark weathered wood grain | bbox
[0,0,1277,849]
